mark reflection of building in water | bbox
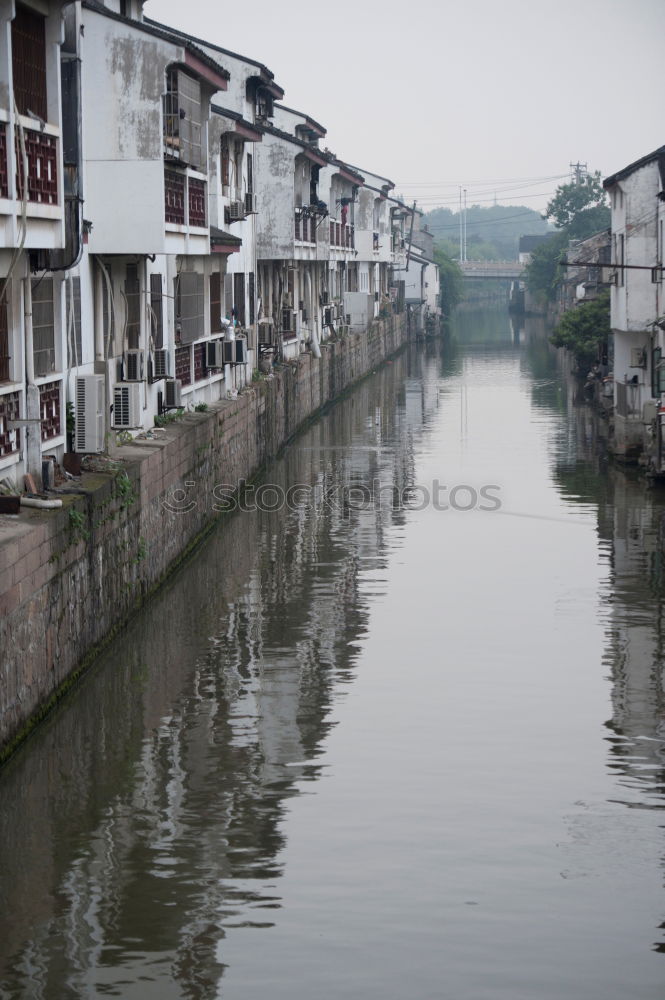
[552,409,665,953]
[602,473,665,801]
[0,349,441,998]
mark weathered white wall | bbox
[81,12,176,255]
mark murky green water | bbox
[1,307,664,999]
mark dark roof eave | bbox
[144,15,282,93]
[604,145,665,188]
[274,103,327,137]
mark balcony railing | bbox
[0,391,21,458]
[188,177,206,227]
[39,380,61,441]
[164,168,186,225]
[16,127,58,205]
[164,169,207,229]
[329,221,354,249]
[295,210,316,243]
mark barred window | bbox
[32,278,55,377]
[150,273,163,349]
[175,272,204,344]
[0,291,10,383]
[11,5,47,121]
[66,276,82,367]
[125,264,140,350]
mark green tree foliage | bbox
[433,245,465,315]
[524,231,568,301]
[544,171,610,239]
[550,290,611,369]
[524,168,610,300]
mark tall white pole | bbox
[463,188,468,262]
[459,186,463,262]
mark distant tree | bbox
[544,171,610,239]
[550,290,611,369]
[524,231,568,301]
[424,204,549,260]
[434,244,465,315]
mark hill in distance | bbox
[423,203,551,261]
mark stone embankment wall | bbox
[0,316,407,760]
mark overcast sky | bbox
[145,0,664,214]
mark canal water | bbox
[1,307,665,999]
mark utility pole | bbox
[569,161,588,186]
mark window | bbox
[233,273,245,326]
[66,276,82,367]
[618,234,625,287]
[150,273,163,348]
[221,134,230,188]
[175,272,204,343]
[248,272,255,326]
[0,292,10,382]
[224,273,233,319]
[175,344,191,386]
[164,69,202,170]
[210,272,222,333]
[11,5,47,121]
[247,153,253,195]
[32,278,55,376]
[124,264,140,350]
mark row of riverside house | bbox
[0,0,442,489]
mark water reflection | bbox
[0,346,447,999]
[1,310,665,997]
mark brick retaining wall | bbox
[0,315,407,759]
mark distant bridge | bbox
[458,261,524,280]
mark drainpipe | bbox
[305,269,320,358]
[23,275,42,484]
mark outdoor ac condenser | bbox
[75,375,105,453]
[112,382,141,428]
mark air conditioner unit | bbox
[228,200,245,221]
[125,349,145,382]
[643,400,658,423]
[153,348,170,379]
[206,340,224,368]
[234,338,248,365]
[244,191,258,214]
[75,375,105,453]
[630,347,647,369]
[223,340,236,365]
[112,382,141,428]
[338,324,350,336]
[164,378,182,409]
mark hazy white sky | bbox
[144,0,664,213]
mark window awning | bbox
[210,227,242,254]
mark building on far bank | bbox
[603,146,665,468]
